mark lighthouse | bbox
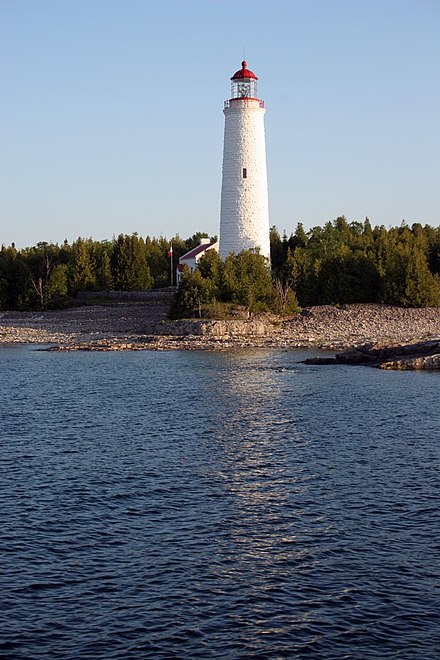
[219,60,270,261]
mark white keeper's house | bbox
[176,238,218,284]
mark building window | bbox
[243,168,247,178]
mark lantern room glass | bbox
[231,78,257,99]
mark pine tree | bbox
[112,234,153,290]
[70,238,96,293]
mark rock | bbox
[305,339,440,370]
[377,353,440,370]
[335,349,379,365]
[301,357,339,365]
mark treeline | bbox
[2,218,440,313]
[174,217,440,318]
[270,218,440,308]
[0,232,211,311]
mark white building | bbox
[219,60,270,262]
[176,238,219,284]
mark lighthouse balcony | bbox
[224,99,265,109]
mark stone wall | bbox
[156,318,275,338]
[77,289,175,301]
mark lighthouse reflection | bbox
[195,351,330,642]
[206,351,308,565]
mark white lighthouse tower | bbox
[219,60,270,261]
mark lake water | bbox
[1,346,439,659]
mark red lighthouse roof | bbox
[230,60,258,81]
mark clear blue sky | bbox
[1,0,439,248]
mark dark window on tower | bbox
[243,168,247,178]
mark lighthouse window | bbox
[242,168,247,178]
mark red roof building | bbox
[177,238,219,283]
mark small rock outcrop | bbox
[156,318,275,338]
[303,339,440,370]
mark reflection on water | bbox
[1,347,439,659]
[207,353,301,567]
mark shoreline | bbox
[1,302,440,352]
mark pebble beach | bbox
[1,302,440,351]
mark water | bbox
[1,346,439,659]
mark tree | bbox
[270,225,286,275]
[145,236,170,288]
[22,242,68,309]
[197,249,222,295]
[70,238,96,293]
[0,245,31,310]
[46,264,69,306]
[382,241,440,307]
[221,250,273,311]
[93,242,114,290]
[285,246,318,306]
[271,279,300,315]
[112,234,153,290]
[172,267,216,317]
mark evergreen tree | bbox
[197,249,222,295]
[112,234,153,290]
[145,236,170,288]
[269,225,286,275]
[382,241,440,307]
[0,245,31,310]
[70,238,97,293]
[93,242,114,290]
[222,250,272,311]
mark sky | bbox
[1,0,439,248]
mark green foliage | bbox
[46,264,69,307]
[269,225,286,274]
[172,267,216,317]
[21,242,68,309]
[382,241,440,307]
[145,236,170,288]
[280,217,440,308]
[111,234,153,291]
[271,279,300,315]
[70,238,97,293]
[173,249,283,318]
[2,219,440,311]
[197,249,222,294]
[93,242,114,291]
[0,245,31,310]
[1,230,211,310]
[222,250,272,311]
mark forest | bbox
[0,232,209,311]
[1,218,440,313]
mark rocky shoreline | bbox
[1,302,440,364]
[302,339,440,370]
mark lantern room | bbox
[230,60,258,100]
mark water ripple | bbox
[0,347,439,658]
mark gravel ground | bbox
[279,304,440,349]
[1,302,440,351]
